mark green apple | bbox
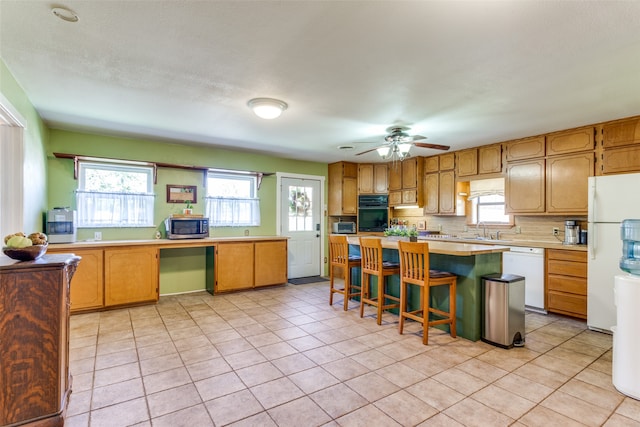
[7,235,33,248]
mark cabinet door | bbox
[255,241,288,287]
[505,136,545,161]
[328,162,343,216]
[457,149,478,177]
[402,158,418,189]
[546,127,595,156]
[424,156,439,173]
[373,163,388,193]
[602,117,640,148]
[439,153,455,170]
[388,163,402,191]
[402,189,418,204]
[388,190,402,207]
[216,242,254,292]
[546,152,594,214]
[424,173,439,214]
[49,248,104,312]
[505,159,545,213]
[601,145,640,174]
[342,177,357,214]
[439,170,456,214]
[104,247,158,306]
[358,164,374,194]
[478,144,502,174]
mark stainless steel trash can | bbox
[481,273,525,348]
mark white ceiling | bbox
[2,1,640,163]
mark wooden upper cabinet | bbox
[439,170,456,214]
[546,127,595,156]
[601,145,640,174]
[358,163,388,194]
[373,164,388,193]
[388,163,402,191]
[424,173,439,214]
[505,159,546,213]
[457,149,478,177]
[439,153,455,170]
[424,156,439,173]
[402,157,421,189]
[505,136,546,161]
[546,152,594,214]
[328,162,357,215]
[358,163,374,194]
[602,117,640,148]
[478,144,503,174]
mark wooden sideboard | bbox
[0,254,80,427]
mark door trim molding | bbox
[276,172,326,276]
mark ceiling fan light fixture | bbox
[376,146,391,158]
[398,143,412,154]
[247,98,288,119]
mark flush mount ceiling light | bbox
[247,98,288,120]
[51,7,79,22]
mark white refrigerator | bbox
[587,172,640,333]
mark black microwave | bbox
[165,217,209,239]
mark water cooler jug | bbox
[613,219,640,400]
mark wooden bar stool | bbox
[329,234,361,311]
[398,240,457,345]
[359,237,400,325]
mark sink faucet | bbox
[476,222,487,238]
[495,230,501,240]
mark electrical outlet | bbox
[244,229,249,236]
[515,226,521,234]
[552,227,559,236]
[94,231,102,241]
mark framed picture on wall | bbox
[166,185,197,203]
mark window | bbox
[468,178,511,224]
[76,162,155,227]
[205,171,260,226]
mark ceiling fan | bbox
[355,126,450,159]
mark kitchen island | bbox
[346,236,510,341]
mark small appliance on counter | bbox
[563,219,580,245]
[332,221,356,234]
[165,215,209,239]
[46,207,77,243]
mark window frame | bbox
[205,170,260,227]
[76,161,155,228]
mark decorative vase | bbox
[183,208,193,215]
[410,236,418,242]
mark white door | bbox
[280,177,322,278]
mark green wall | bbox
[0,58,49,233]
[47,129,329,294]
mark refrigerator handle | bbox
[589,223,596,259]
[588,179,596,223]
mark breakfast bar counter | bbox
[347,236,511,341]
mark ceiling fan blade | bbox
[414,142,450,151]
[355,147,381,156]
[410,135,427,141]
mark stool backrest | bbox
[359,237,384,274]
[398,240,431,282]
[329,234,350,267]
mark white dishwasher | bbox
[502,246,546,313]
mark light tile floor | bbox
[65,282,640,427]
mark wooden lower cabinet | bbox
[0,254,80,426]
[255,240,288,287]
[546,249,587,319]
[104,247,159,307]
[48,248,103,312]
[215,240,288,292]
[215,242,254,292]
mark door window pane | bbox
[288,185,313,231]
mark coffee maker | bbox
[46,207,77,243]
[564,220,580,245]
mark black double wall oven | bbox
[357,195,389,232]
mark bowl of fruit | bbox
[3,232,48,261]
